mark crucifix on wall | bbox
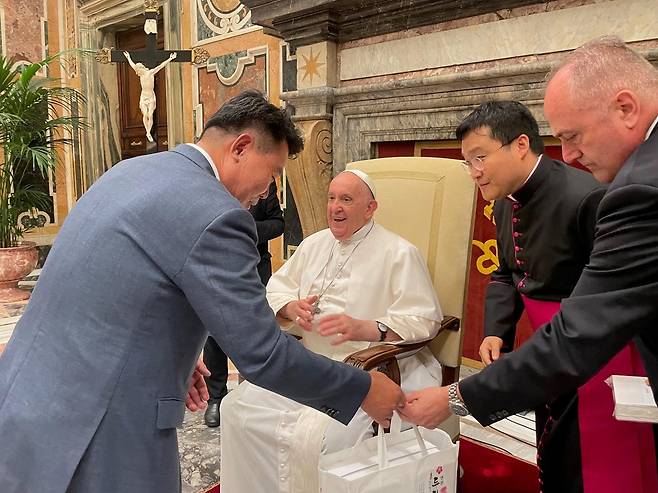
[95,0,209,144]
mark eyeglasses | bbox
[461,139,515,173]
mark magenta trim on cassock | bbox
[521,295,657,493]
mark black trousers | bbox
[203,258,272,402]
[535,392,583,493]
[203,336,229,403]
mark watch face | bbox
[449,402,470,417]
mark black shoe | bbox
[204,402,220,428]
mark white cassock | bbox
[220,220,443,492]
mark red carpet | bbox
[206,437,539,493]
[459,437,539,493]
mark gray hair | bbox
[547,35,658,107]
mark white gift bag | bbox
[319,414,458,493]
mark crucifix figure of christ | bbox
[123,50,177,142]
[96,1,208,145]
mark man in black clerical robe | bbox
[457,101,653,493]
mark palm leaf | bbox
[0,52,85,247]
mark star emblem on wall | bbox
[300,47,325,85]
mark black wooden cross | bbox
[94,1,209,147]
[110,6,191,68]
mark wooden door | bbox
[116,25,169,159]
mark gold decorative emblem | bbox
[191,47,210,65]
[95,48,112,64]
[144,0,159,12]
[300,47,325,85]
[472,239,500,275]
[484,200,495,223]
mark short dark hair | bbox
[202,90,304,156]
[455,101,545,155]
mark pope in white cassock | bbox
[220,170,443,492]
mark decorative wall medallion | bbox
[196,0,251,41]
[18,209,51,230]
[315,127,333,177]
[205,46,266,86]
[210,0,240,12]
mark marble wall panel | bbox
[340,0,658,81]
[197,52,266,121]
[280,42,297,93]
[1,0,45,62]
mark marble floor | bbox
[178,374,239,493]
[178,407,221,493]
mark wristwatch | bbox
[448,382,470,417]
[376,322,389,342]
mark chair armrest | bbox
[342,316,460,385]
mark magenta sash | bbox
[522,295,657,493]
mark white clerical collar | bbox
[508,154,542,202]
[340,219,375,245]
[188,143,220,182]
[645,116,658,142]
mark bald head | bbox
[547,35,658,109]
[544,36,658,183]
[326,172,378,241]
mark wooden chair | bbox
[342,157,477,438]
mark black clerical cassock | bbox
[484,155,656,493]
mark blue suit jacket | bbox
[0,144,370,492]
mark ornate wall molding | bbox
[205,45,267,85]
[194,0,259,44]
[192,45,269,137]
[286,119,333,237]
[242,0,545,48]
[286,49,658,170]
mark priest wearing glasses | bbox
[220,169,443,493]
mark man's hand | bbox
[279,295,318,331]
[360,371,405,427]
[479,336,504,365]
[317,314,378,344]
[186,359,211,411]
[398,386,451,429]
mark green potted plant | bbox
[0,54,83,301]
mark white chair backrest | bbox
[346,157,477,369]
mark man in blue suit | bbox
[0,90,403,493]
